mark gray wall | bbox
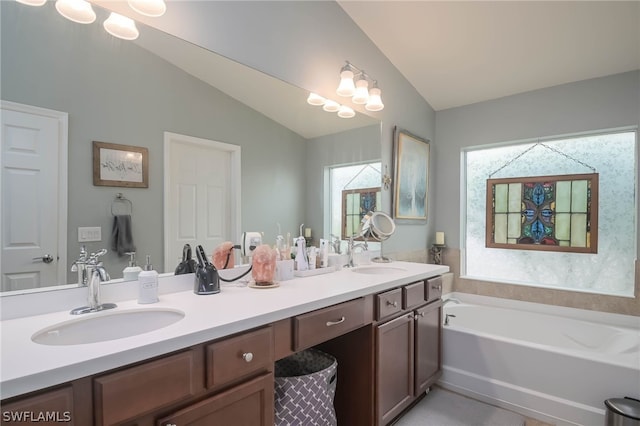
[1,2,306,278]
[434,70,640,250]
[103,0,438,255]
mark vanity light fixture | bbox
[127,0,167,17]
[16,0,47,6]
[322,99,340,113]
[306,92,326,106]
[55,0,96,24]
[335,61,384,111]
[365,81,384,112]
[337,105,355,119]
[103,12,139,40]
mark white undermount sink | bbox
[351,265,408,274]
[31,308,185,346]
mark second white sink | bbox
[32,308,185,346]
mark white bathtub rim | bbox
[444,292,640,329]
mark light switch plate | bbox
[78,226,102,242]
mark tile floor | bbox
[392,386,554,426]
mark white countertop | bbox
[1,262,448,399]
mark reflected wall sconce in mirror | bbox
[336,61,384,112]
[306,93,355,119]
[16,0,166,40]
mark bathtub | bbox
[439,294,640,426]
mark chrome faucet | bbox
[347,236,368,267]
[70,249,117,315]
[442,297,461,307]
[70,245,89,287]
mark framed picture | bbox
[93,141,148,188]
[392,127,430,220]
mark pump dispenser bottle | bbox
[137,255,159,304]
[123,252,142,282]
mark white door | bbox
[164,132,240,271]
[1,101,68,292]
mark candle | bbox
[435,231,445,245]
[304,227,312,238]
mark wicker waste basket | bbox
[274,348,338,426]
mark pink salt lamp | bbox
[212,241,235,269]
[252,244,277,285]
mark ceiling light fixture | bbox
[337,105,355,118]
[335,61,384,111]
[55,0,96,24]
[127,0,167,17]
[103,12,139,40]
[322,99,340,113]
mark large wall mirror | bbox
[0,1,381,293]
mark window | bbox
[463,130,636,296]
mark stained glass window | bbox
[486,173,598,253]
[342,187,381,239]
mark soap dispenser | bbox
[137,255,159,304]
[123,252,142,282]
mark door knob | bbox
[33,254,54,264]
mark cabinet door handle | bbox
[326,317,346,326]
[386,300,398,307]
[414,312,425,320]
[242,352,254,363]
[431,284,442,290]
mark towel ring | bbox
[111,193,133,216]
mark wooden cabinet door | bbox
[1,387,73,425]
[157,373,274,426]
[414,300,442,396]
[375,313,414,426]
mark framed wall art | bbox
[392,127,430,220]
[93,141,148,188]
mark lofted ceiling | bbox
[338,1,640,111]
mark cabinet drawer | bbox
[426,276,443,302]
[94,349,204,426]
[207,326,274,389]
[294,298,366,351]
[376,288,402,320]
[403,281,425,310]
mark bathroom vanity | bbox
[0,262,448,426]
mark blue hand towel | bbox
[111,215,136,256]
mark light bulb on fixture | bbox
[322,99,340,112]
[127,0,167,17]
[306,92,326,106]
[336,63,356,97]
[365,81,384,111]
[55,0,96,24]
[103,12,139,40]
[352,74,369,104]
[337,105,355,118]
[16,0,47,6]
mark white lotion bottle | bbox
[138,255,159,304]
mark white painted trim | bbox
[0,100,68,289]
[163,132,241,271]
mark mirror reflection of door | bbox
[1,101,67,291]
[164,132,240,271]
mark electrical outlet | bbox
[78,226,102,242]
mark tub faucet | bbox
[70,249,117,315]
[442,297,461,307]
[444,313,456,326]
[347,235,368,267]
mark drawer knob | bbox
[242,352,254,363]
[414,312,425,320]
[326,316,346,326]
[432,284,442,290]
[386,300,398,307]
